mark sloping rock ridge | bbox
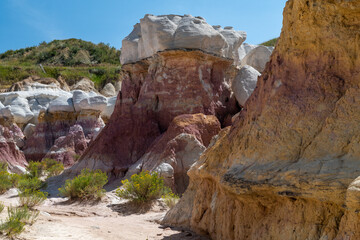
[164,1,360,239]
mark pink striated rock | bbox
[71,50,239,177]
[0,125,27,171]
[126,113,221,193]
[23,110,104,162]
[43,125,88,167]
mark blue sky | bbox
[0,0,287,53]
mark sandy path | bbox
[0,189,208,240]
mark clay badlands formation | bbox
[1,0,359,239]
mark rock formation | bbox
[43,124,88,167]
[0,79,115,165]
[120,14,246,64]
[126,113,221,194]
[0,125,27,172]
[163,1,360,239]
[71,47,240,178]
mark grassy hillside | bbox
[260,38,279,47]
[0,39,121,89]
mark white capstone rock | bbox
[48,96,75,113]
[241,45,273,72]
[0,94,34,124]
[232,65,260,106]
[120,14,246,64]
[72,90,107,112]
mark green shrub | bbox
[10,174,21,187]
[162,192,180,208]
[58,169,108,200]
[0,206,39,237]
[116,171,170,203]
[17,176,44,193]
[0,162,8,172]
[19,190,48,209]
[42,158,64,177]
[27,161,44,178]
[0,171,13,194]
[0,202,4,213]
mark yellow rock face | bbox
[163,0,360,239]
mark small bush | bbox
[27,161,44,178]
[0,162,8,172]
[42,158,64,177]
[0,206,38,237]
[58,169,108,200]
[162,192,180,208]
[17,176,44,193]
[0,171,13,194]
[19,190,47,209]
[0,202,4,213]
[116,171,170,203]
[10,174,21,188]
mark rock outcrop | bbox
[23,109,104,162]
[43,124,88,166]
[126,113,221,194]
[164,1,360,239]
[71,49,240,177]
[0,125,27,171]
[120,14,246,64]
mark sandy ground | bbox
[0,189,209,240]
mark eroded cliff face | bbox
[72,50,239,177]
[164,1,360,239]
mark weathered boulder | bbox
[100,83,116,97]
[120,14,246,64]
[70,49,239,177]
[241,45,273,72]
[231,65,260,106]
[237,43,258,62]
[23,123,36,139]
[43,125,88,167]
[0,125,27,171]
[126,113,221,194]
[164,1,360,239]
[70,78,97,92]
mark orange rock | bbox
[164,1,360,239]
